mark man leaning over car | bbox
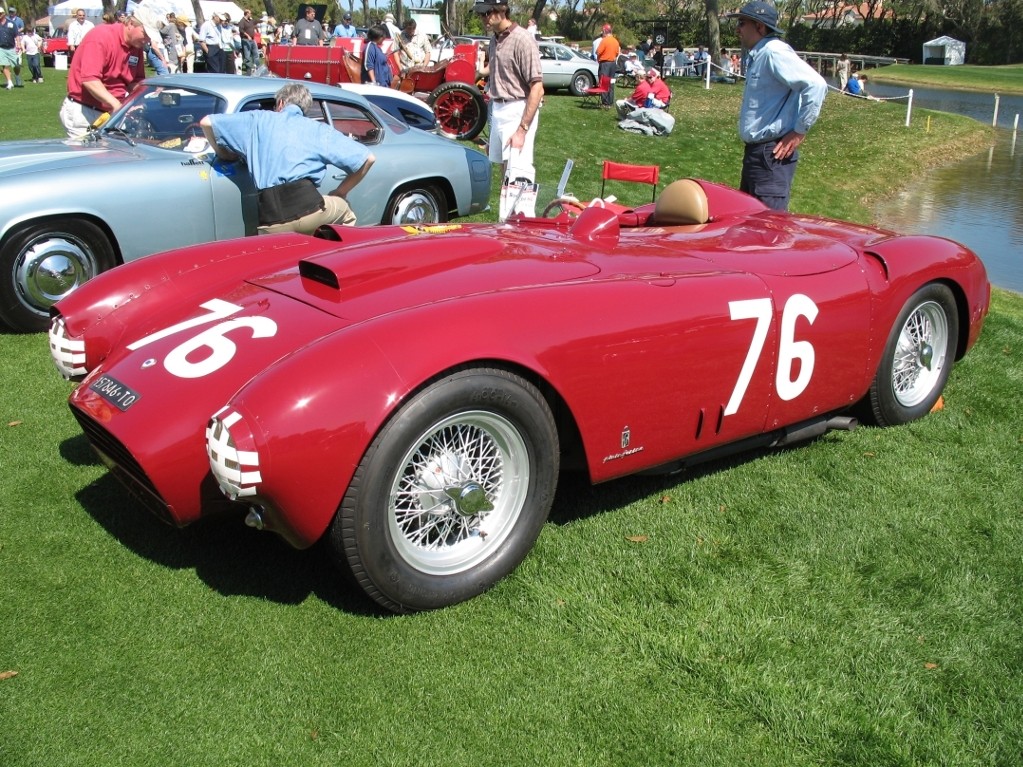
[200,83,375,234]
[60,14,146,139]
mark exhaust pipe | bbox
[771,415,858,448]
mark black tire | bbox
[0,219,115,333]
[428,81,488,141]
[570,70,596,97]
[330,368,560,613]
[866,283,958,426]
[383,185,448,225]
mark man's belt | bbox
[66,96,102,111]
[258,178,325,227]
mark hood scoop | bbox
[299,259,340,290]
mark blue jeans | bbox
[241,39,258,72]
[740,140,798,212]
[147,47,169,75]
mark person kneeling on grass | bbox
[616,69,670,118]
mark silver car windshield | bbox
[102,85,227,151]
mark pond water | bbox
[867,83,1023,294]
[867,82,1023,129]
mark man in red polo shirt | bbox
[60,15,147,139]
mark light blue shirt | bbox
[209,104,371,191]
[333,23,358,38]
[738,36,827,144]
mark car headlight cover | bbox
[206,407,262,500]
[49,316,87,379]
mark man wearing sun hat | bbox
[728,1,827,211]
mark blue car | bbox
[0,74,492,332]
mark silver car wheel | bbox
[891,299,949,408]
[17,234,97,311]
[387,410,530,576]
[386,187,443,225]
[0,220,115,333]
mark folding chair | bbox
[580,75,611,108]
[600,161,660,204]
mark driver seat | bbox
[650,179,709,226]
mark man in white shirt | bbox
[67,8,94,59]
[396,18,430,72]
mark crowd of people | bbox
[36,1,851,217]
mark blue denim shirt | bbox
[738,37,828,144]
[210,104,370,191]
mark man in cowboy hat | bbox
[728,1,827,211]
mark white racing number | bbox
[126,299,278,379]
[725,294,818,416]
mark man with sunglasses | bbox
[728,1,826,211]
[474,0,543,200]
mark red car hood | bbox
[248,226,602,321]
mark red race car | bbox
[48,179,990,613]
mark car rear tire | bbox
[383,185,448,225]
[866,283,958,426]
[428,81,487,141]
[330,367,559,613]
[570,70,596,97]
[0,219,115,333]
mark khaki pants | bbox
[257,194,357,235]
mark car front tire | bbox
[330,368,560,613]
[383,185,447,225]
[0,219,115,333]
[867,283,958,426]
[570,71,596,96]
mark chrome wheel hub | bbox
[16,236,95,312]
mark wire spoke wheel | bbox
[867,283,958,426]
[891,300,949,408]
[389,411,528,575]
[331,368,559,612]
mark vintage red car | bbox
[48,179,990,612]
[267,37,488,141]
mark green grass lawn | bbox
[2,70,1021,766]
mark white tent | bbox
[199,1,245,22]
[922,36,966,66]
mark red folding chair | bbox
[580,75,611,108]
[600,161,660,204]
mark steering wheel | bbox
[542,197,603,219]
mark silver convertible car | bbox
[0,74,492,332]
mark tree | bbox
[705,0,721,63]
